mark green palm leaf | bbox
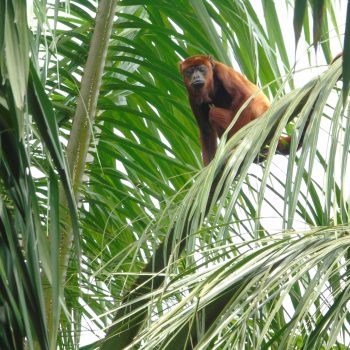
[1,1,350,349]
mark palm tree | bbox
[1,0,350,349]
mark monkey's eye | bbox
[198,65,208,73]
[184,67,194,77]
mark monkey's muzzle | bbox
[192,80,205,88]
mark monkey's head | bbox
[180,55,215,93]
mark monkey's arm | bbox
[200,126,217,166]
[191,103,218,166]
[209,106,261,137]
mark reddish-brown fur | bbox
[180,55,285,165]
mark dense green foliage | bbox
[1,1,350,349]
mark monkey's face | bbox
[183,64,209,89]
[180,56,215,102]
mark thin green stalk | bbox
[45,0,118,347]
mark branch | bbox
[45,0,117,345]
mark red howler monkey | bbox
[180,55,293,166]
